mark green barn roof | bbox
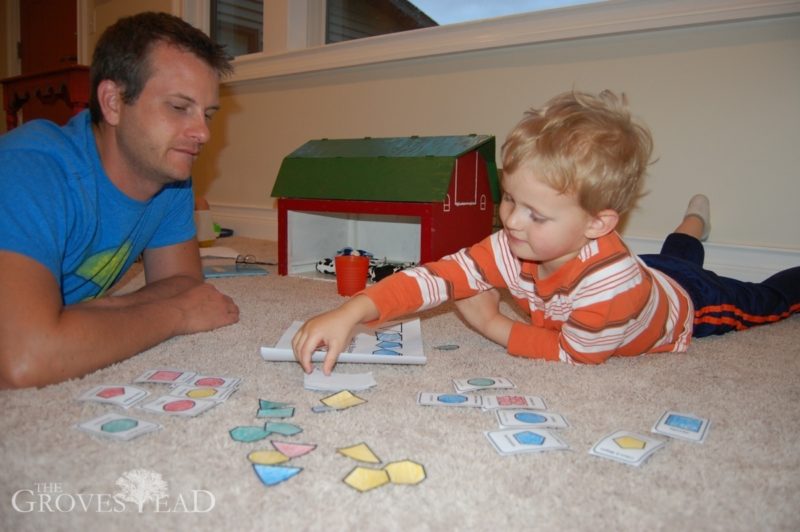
[271,135,500,203]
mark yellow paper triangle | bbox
[338,442,381,464]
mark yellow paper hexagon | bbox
[343,466,390,492]
[384,460,426,485]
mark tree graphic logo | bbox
[115,469,169,512]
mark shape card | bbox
[167,385,237,403]
[417,392,482,408]
[485,428,569,455]
[304,369,376,392]
[137,395,218,417]
[75,412,162,441]
[453,377,515,393]
[77,385,149,409]
[589,430,666,467]
[652,410,710,443]
[495,410,569,429]
[481,394,547,411]
[184,375,242,389]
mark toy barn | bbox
[271,134,500,276]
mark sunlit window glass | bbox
[326,0,604,44]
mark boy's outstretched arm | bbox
[292,294,379,375]
[454,289,514,347]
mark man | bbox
[0,12,239,388]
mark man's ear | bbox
[585,209,619,239]
[96,80,124,126]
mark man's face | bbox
[114,42,220,193]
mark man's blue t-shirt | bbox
[0,110,196,305]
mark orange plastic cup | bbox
[335,255,369,296]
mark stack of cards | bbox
[134,369,242,417]
[75,368,243,441]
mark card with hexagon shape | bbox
[485,428,569,455]
[589,430,667,466]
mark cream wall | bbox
[195,15,800,252]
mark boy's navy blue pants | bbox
[641,233,800,337]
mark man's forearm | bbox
[1,281,238,389]
[85,274,202,309]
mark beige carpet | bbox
[2,236,799,532]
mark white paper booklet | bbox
[260,318,426,365]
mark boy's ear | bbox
[96,79,124,126]
[585,209,619,239]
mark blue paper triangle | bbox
[253,464,302,486]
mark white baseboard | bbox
[208,203,798,283]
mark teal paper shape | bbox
[257,407,295,418]
[259,399,291,410]
[253,464,302,487]
[230,426,270,443]
[264,422,302,436]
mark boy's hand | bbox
[291,295,379,375]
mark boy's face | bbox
[499,167,597,277]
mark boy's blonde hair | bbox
[501,90,653,216]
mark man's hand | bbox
[170,282,239,334]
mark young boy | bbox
[292,90,800,374]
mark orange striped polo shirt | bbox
[362,231,694,364]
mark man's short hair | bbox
[501,90,654,216]
[89,11,233,124]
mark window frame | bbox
[186,0,800,85]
